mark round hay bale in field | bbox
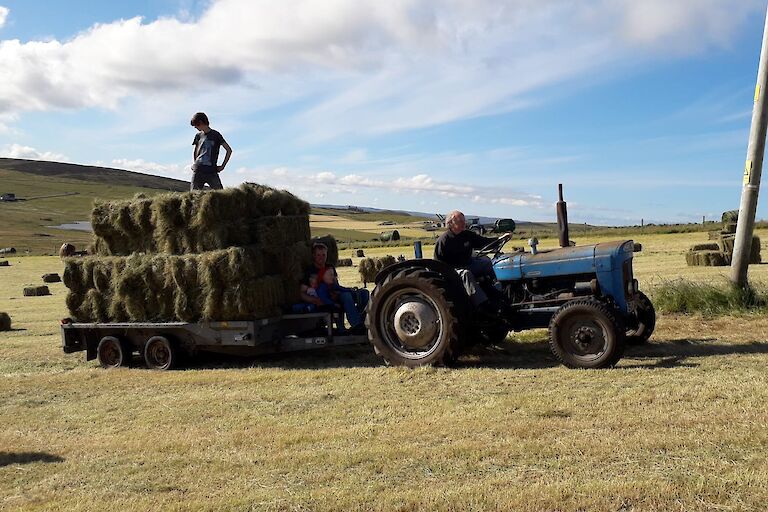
[337,258,353,267]
[0,247,16,254]
[685,250,728,267]
[380,230,401,242]
[23,285,51,296]
[42,273,61,283]
[721,223,737,235]
[355,249,365,257]
[690,243,719,251]
[0,312,11,331]
[312,235,338,266]
[721,210,739,223]
[0,260,9,267]
[59,243,76,258]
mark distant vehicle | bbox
[1,193,16,202]
[379,220,395,226]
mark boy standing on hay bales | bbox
[190,112,233,191]
[301,242,369,333]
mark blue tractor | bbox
[365,187,655,369]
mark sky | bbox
[0,0,767,225]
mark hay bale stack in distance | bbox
[337,258,353,267]
[312,235,339,266]
[721,223,737,235]
[24,285,51,296]
[685,250,728,267]
[0,312,11,331]
[721,210,739,223]
[690,243,719,251]
[358,255,397,283]
[42,273,62,283]
[91,184,310,255]
[0,260,9,267]
[355,249,365,257]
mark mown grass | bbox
[2,232,768,511]
[652,278,768,315]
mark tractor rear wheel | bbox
[548,299,625,369]
[626,292,656,345]
[366,268,461,367]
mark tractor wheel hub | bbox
[393,300,438,349]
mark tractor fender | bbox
[373,259,473,313]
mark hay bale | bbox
[690,243,719,251]
[337,258,353,267]
[359,255,397,283]
[685,250,728,267]
[23,285,51,296]
[0,312,11,331]
[721,223,737,235]
[707,231,721,240]
[42,273,61,283]
[717,236,735,254]
[0,247,16,254]
[355,249,365,257]
[721,210,739,223]
[59,243,76,258]
[91,183,310,255]
[380,230,400,242]
[0,260,9,267]
[64,247,290,322]
[312,235,339,266]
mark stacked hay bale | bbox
[359,255,397,284]
[687,210,761,266]
[63,183,313,322]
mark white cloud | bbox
[0,7,8,29]
[0,143,68,161]
[0,0,761,138]
[109,158,189,178]
[240,166,544,209]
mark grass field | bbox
[1,230,768,511]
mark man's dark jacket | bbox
[434,229,495,268]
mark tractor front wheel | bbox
[548,299,625,369]
[626,292,656,345]
[366,268,461,367]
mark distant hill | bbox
[0,158,188,191]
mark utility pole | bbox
[731,6,768,287]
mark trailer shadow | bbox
[0,452,64,467]
[185,344,382,370]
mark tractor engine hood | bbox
[493,240,637,281]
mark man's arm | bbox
[217,141,232,172]
[299,284,323,306]
[470,231,497,249]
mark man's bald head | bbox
[446,210,466,234]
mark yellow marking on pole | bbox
[756,84,762,103]
[744,160,753,185]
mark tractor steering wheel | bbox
[476,233,513,258]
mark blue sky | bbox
[0,0,766,225]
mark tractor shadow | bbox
[622,339,768,369]
[0,452,64,467]
[184,344,382,370]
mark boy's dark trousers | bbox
[191,164,223,190]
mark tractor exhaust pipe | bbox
[556,184,569,248]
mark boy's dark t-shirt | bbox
[192,129,225,172]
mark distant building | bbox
[0,193,16,202]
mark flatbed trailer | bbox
[61,312,368,370]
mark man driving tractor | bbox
[434,210,500,316]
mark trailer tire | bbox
[366,268,461,367]
[97,336,131,369]
[143,335,177,370]
[626,292,656,345]
[548,299,625,369]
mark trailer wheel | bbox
[366,268,461,367]
[626,292,656,345]
[548,299,625,369]
[143,335,177,370]
[97,336,130,369]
